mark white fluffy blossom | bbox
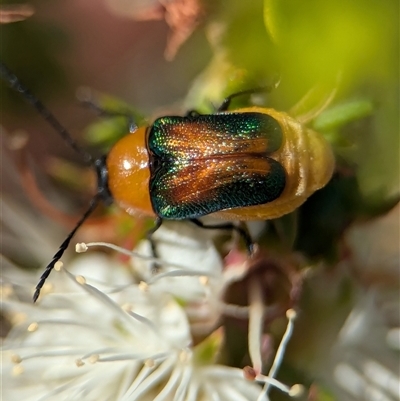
[2,222,296,401]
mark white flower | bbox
[1,169,299,401]
[331,204,400,401]
[130,221,227,334]
[331,290,400,401]
[2,254,265,401]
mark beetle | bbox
[0,62,334,302]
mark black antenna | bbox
[32,195,100,302]
[0,61,102,302]
[0,61,93,163]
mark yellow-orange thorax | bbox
[106,127,156,217]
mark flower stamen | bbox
[11,354,22,364]
[27,322,38,332]
[12,365,24,376]
[88,354,99,364]
[75,275,86,285]
[75,359,85,367]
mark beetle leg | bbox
[185,109,201,118]
[189,218,255,255]
[77,87,138,133]
[146,217,163,273]
[217,78,280,112]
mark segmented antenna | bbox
[0,61,93,163]
[0,61,100,302]
[33,195,100,302]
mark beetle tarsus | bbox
[185,109,201,118]
[217,86,275,112]
[146,217,163,273]
[77,88,138,133]
[189,218,254,255]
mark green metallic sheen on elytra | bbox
[147,112,286,220]
[149,113,283,157]
[151,157,286,219]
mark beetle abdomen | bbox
[214,107,335,221]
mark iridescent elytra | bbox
[108,106,334,222]
[0,62,334,301]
